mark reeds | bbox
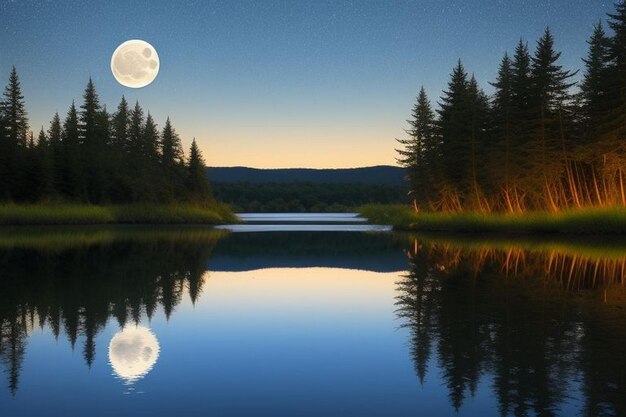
[360,204,626,234]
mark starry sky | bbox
[0,0,614,168]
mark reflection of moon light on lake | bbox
[108,326,160,384]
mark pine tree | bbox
[61,101,82,199]
[511,40,533,148]
[509,40,536,210]
[491,52,525,211]
[37,127,54,198]
[63,103,80,147]
[580,22,612,140]
[491,53,514,149]
[0,106,5,200]
[96,106,111,146]
[127,101,145,200]
[111,96,131,201]
[79,78,101,147]
[93,106,111,202]
[607,0,626,137]
[128,101,144,159]
[160,117,185,201]
[47,112,63,196]
[492,53,514,123]
[139,113,160,200]
[467,75,491,210]
[529,27,577,210]
[112,96,130,152]
[186,138,212,201]
[531,28,576,118]
[491,56,513,180]
[37,129,48,155]
[161,117,184,167]
[0,67,28,200]
[79,79,104,202]
[1,67,28,147]
[142,113,159,162]
[397,87,438,210]
[437,61,472,209]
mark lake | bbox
[0,214,625,417]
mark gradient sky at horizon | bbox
[0,0,614,168]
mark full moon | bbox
[111,39,160,88]
[108,325,160,384]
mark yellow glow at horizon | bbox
[174,118,400,168]
[198,135,398,168]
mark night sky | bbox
[0,1,614,168]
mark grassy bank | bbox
[0,203,238,226]
[0,225,230,251]
[359,204,626,234]
[402,232,626,261]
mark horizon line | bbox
[206,164,402,170]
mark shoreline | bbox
[359,204,626,235]
[0,203,239,226]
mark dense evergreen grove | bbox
[398,2,626,213]
[0,74,212,204]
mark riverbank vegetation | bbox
[0,224,229,250]
[405,231,626,261]
[0,203,237,226]
[360,204,626,234]
[396,2,626,215]
[0,69,221,224]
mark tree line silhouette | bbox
[0,71,212,203]
[398,2,626,213]
[212,182,406,212]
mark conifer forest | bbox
[397,4,626,213]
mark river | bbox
[0,214,625,416]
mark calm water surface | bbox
[1,218,625,416]
[220,212,392,232]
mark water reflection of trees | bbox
[397,238,626,416]
[0,228,224,395]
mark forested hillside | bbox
[207,166,405,185]
[208,166,407,212]
[212,182,407,212]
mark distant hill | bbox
[207,165,408,212]
[206,165,406,186]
